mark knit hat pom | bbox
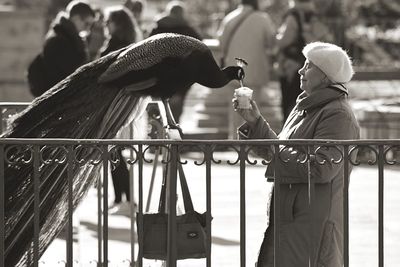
[302,42,354,84]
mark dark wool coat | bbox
[239,85,360,267]
[42,15,89,92]
[100,36,131,58]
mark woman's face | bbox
[106,20,116,35]
[298,60,329,95]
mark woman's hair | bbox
[242,0,259,10]
[106,7,137,43]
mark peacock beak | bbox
[238,68,245,86]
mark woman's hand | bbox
[232,98,261,126]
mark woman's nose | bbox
[298,67,304,75]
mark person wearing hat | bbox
[233,42,360,267]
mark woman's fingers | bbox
[232,98,238,111]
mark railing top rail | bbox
[0,102,30,107]
[1,138,400,146]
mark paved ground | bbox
[40,153,400,267]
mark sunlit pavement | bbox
[40,153,400,267]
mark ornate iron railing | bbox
[0,138,399,267]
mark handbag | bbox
[139,161,209,260]
[220,10,253,67]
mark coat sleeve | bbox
[237,116,278,159]
[266,109,359,184]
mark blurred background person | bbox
[30,0,95,96]
[217,0,275,139]
[124,0,146,38]
[87,7,107,61]
[276,0,333,123]
[100,5,143,215]
[100,6,142,56]
[149,0,202,124]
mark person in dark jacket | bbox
[39,0,95,95]
[233,42,360,267]
[100,7,141,57]
[100,6,142,216]
[276,0,314,123]
[149,0,202,123]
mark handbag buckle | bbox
[187,231,199,239]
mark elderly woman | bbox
[234,42,360,267]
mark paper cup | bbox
[234,87,253,109]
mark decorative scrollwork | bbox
[40,145,68,165]
[74,145,103,166]
[210,145,240,165]
[349,145,378,166]
[314,145,344,165]
[192,145,207,166]
[244,145,274,165]
[143,144,169,164]
[177,144,207,165]
[5,144,33,165]
[278,145,293,164]
[384,145,400,165]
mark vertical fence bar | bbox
[378,145,384,267]
[206,145,212,267]
[307,145,316,266]
[137,144,144,267]
[343,145,349,267]
[102,146,109,267]
[166,144,178,267]
[0,145,5,266]
[129,128,136,266]
[33,145,40,267]
[273,144,281,267]
[239,145,246,267]
[0,108,3,134]
[97,156,103,267]
[66,145,75,267]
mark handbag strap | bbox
[221,10,254,62]
[158,156,194,213]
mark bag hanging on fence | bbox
[139,162,209,260]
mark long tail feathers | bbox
[4,90,150,266]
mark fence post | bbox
[166,144,178,267]
[239,145,246,267]
[0,144,4,267]
[273,144,281,267]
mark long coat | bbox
[41,14,89,92]
[239,85,360,267]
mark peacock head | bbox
[222,66,245,83]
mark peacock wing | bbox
[98,33,207,83]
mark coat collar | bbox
[51,14,86,53]
[296,84,347,112]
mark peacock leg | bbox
[162,99,184,138]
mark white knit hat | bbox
[302,42,354,84]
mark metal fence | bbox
[1,137,399,267]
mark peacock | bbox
[1,33,244,266]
